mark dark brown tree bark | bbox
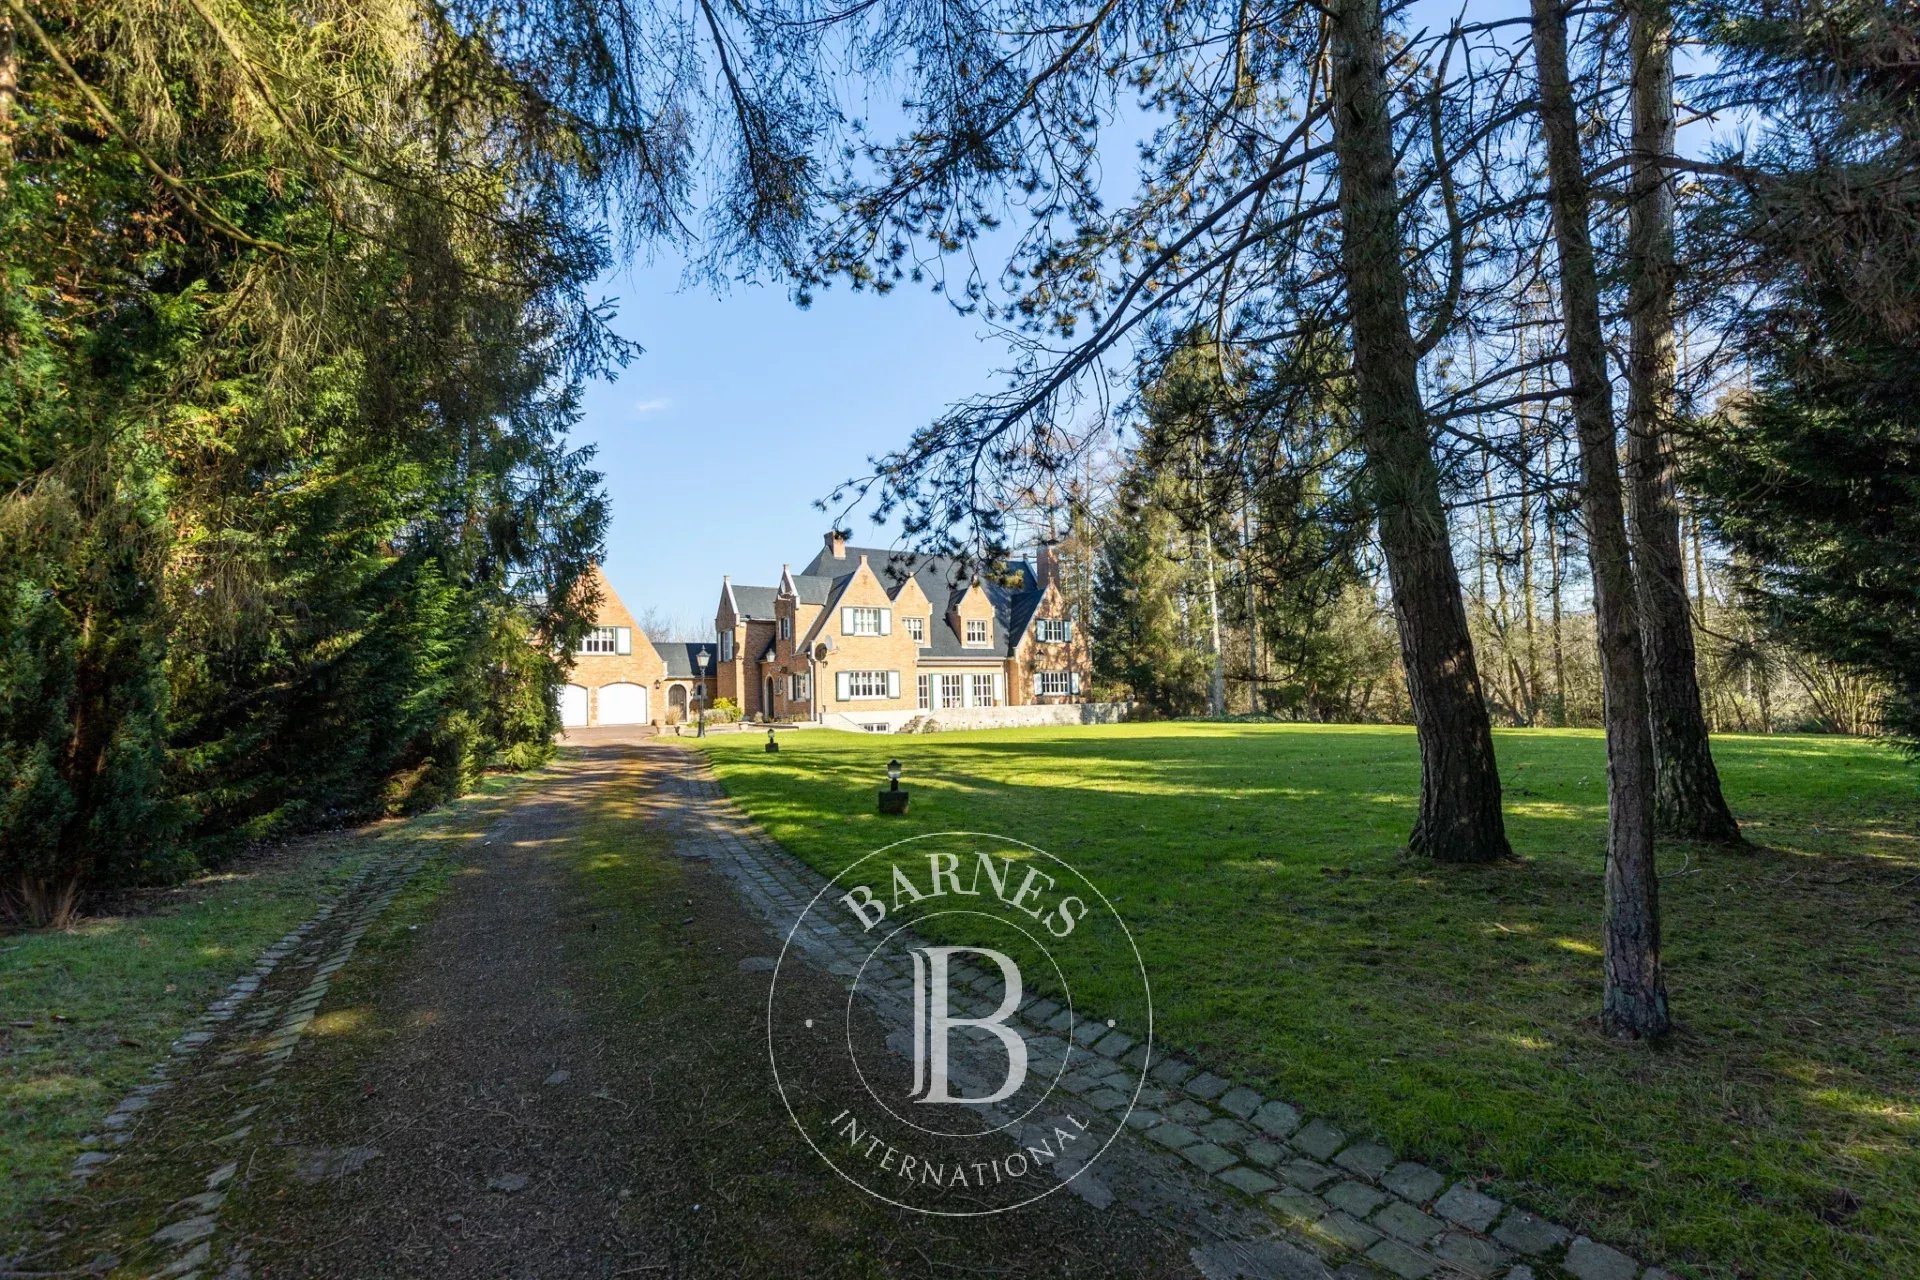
[1531,0,1671,1038]
[1623,0,1742,844]
[1327,0,1511,864]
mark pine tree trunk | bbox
[1531,0,1671,1038]
[1623,0,1742,844]
[1545,428,1569,726]
[1202,527,1226,717]
[1518,383,1542,725]
[1328,0,1511,863]
[1242,474,1261,714]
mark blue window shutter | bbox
[836,671,850,700]
[616,627,632,655]
[1063,620,1074,643]
[1070,671,1082,695]
[879,610,891,635]
[887,671,900,699]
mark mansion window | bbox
[789,673,810,701]
[842,606,890,636]
[578,626,630,655]
[965,619,990,646]
[939,674,965,709]
[1035,670,1075,697]
[838,670,898,700]
[780,616,792,640]
[1034,618,1071,644]
[917,674,931,710]
[905,615,926,644]
[719,632,734,661]
[970,674,998,707]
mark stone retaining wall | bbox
[822,700,1136,733]
[918,700,1133,731]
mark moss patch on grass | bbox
[695,723,1920,1279]
[0,771,532,1241]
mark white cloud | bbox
[632,397,672,416]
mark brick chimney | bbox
[1034,542,1059,591]
[824,529,848,561]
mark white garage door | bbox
[598,682,649,725]
[558,683,589,728]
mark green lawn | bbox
[0,771,536,1243]
[696,723,1920,1280]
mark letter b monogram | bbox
[908,947,1028,1105]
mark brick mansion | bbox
[558,531,1091,731]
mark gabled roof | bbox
[801,544,1047,657]
[777,563,834,606]
[651,640,718,679]
[577,563,642,633]
[729,584,779,619]
[1007,578,1047,643]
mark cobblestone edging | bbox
[66,842,444,1279]
[666,750,1674,1280]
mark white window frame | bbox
[841,606,890,637]
[1035,618,1072,644]
[577,626,630,656]
[970,673,998,707]
[1035,670,1075,697]
[789,672,810,701]
[905,615,926,644]
[939,674,965,709]
[965,618,990,647]
[836,670,898,700]
[917,674,931,710]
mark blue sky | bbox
[577,257,1017,636]
[573,0,1724,637]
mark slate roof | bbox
[791,574,834,605]
[800,545,1047,658]
[1006,574,1046,644]
[729,584,779,619]
[651,640,718,679]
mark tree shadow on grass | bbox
[695,725,1920,1275]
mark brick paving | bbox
[67,830,453,1279]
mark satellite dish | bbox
[814,641,831,661]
